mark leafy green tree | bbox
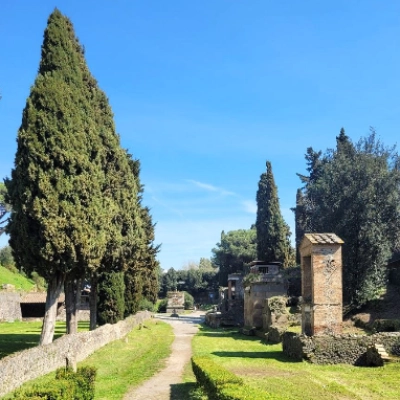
[255,161,293,266]
[5,9,108,344]
[298,129,400,306]
[212,228,257,285]
[97,271,125,325]
[163,267,178,293]
[0,182,10,235]
[0,245,14,270]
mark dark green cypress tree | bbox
[256,161,292,265]
[97,271,125,325]
[5,9,107,344]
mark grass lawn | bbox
[0,320,89,359]
[192,325,400,400]
[2,319,173,400]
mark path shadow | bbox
[170,382,198,400]
[212,350,298,362]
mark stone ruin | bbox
[283,233,400,366]
[300,233,343,336]
[166,291,185,315]
[243,261,286,331]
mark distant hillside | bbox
[0,265,36,292]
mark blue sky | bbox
[1,1,400,270]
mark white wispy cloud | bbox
[186,179,236,196]
[242,200,257,214]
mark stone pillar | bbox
[300,233,344,336]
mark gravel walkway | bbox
[123,312,205,400]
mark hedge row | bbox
[191,356,288,400]
[12,366,96,399]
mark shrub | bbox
[191,356,242,398]
[191,356,288,400]
[372,319,400,333]
[184,291,194,309]
[138,297,155,312]
[13,366,96,399]
[157,298,168,312]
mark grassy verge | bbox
[0,266,35,291]
[192,325,400,400]
[0,321,89,359]
[2,319,173,400]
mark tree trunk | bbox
[65,276,82,334]
[89,274,98,331]
[40,272,64,345]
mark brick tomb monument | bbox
[282,233,400,365]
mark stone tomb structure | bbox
[300,233,343,336]
[243,261,286,329]
[284,233,400,365]
[166,291,185,314]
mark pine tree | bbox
[5,9,107,344]
[255,161,292,265]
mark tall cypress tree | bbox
[255,161,292,265]
[5,9,108,344]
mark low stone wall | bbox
[282,331,400,365]
[0,292,22,322]
[0,311,151,397]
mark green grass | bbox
[2,320,174,400]
[192,325,400,400]
[0,266,35,292]
[0,321,89,359]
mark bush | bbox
[372,319,400,333]
[138,297,155,312]
[191,356,242,398]
[13,366,97,399]
[184,291,194,309]
[157,298,168,312]
[191,356,287,400]
[0,245,16,271]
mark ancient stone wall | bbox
[0,292,22,322]
[282,331,400,365]
[0,311,151,397]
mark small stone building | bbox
[300,233,344,336]
[243,261,286,329]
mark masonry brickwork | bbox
[282,331,400,365]
[0,292,22,322]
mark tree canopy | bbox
[295,129,400,306]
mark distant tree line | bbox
[4,9,159,344]
[160,258,218,300]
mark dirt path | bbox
[123,312,205,400]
